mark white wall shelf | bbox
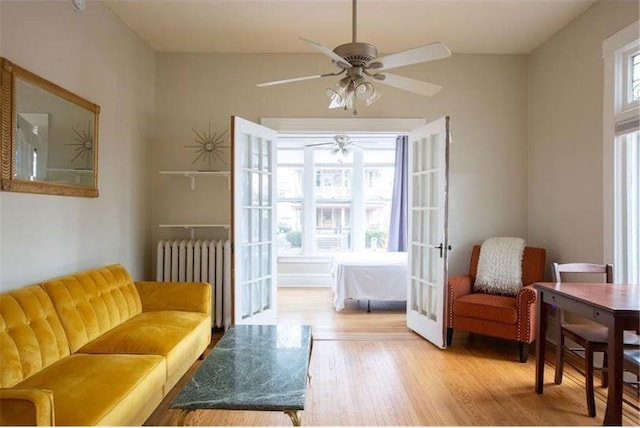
[159,170,230,190]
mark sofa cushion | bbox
[16,353,165,426]
[77,310,211,391]
[41,264,142,352]
[453,293,518,324]
[0,286,70,388]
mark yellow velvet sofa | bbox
[0,264,212,426]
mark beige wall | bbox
[527,0,639,278]
[0,1,155,290]
[154,52,529,275]
[3,0,629,291]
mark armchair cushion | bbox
[453,293,517,324]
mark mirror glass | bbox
[1,58,100,197]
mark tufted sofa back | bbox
[0,285,71,388]
[41,264,142,353]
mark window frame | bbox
[603,20,640,283]
[275,135,397,257]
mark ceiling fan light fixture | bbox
[326,87,344,109]
[364,87,381,107]
[355,81,374,100]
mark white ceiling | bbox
[102,0,597,55]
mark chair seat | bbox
[624,349,640,376]
[563,324,640,347]
[453,293,517,324]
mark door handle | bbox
[434,243,453,258]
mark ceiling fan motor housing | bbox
[333,42,378,67]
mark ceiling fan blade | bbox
[377,73,442,97]
[300,38,352,69]
[373,42,451,71]
[306,142,334,147]
[256,74,324,87]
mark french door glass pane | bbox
[251,173,260,205]
[261,209,271,241]
[241,172,250,206]
[251,137,261,169]
[430,134,440,169]
[412,175,421,208]
[242,282,250,318]
[252,282,260,315]
[241,208,250,243]
[430,172,439,207]
[251,209,259,242]
[261,174,270,206]
[412,209,421,244]
[262,139,270,171]
[411,243,421,277]
[262,279,271,310]
[242,246,250,280]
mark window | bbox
[632,53,640,101]
[276,134,397,256]
[603,21,640,284]
[276,149,304,255]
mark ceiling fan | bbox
[306,134,357,159]
[256,0,452,115]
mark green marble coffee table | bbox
[171,324,313,426]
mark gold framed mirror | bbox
[1,57,100,197]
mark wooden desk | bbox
[534,282,639,425]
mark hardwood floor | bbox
[144,287,639,426]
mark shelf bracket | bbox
[175,225,195,240]
[184,173,196,191]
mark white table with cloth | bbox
[331,251,408,311]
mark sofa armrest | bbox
[515,284,537,343]
[135,281,211,315]
[0,388,54,426]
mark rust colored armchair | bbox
[446,245,546,362]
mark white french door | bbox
[231,116,278,324]
[406,116,451,348]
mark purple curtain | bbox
[387,135,408,252]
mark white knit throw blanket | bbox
[474,237,526,296]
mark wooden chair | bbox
[552,262,640,417]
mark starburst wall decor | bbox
[66,120,93,167]
[185,122,229,171]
